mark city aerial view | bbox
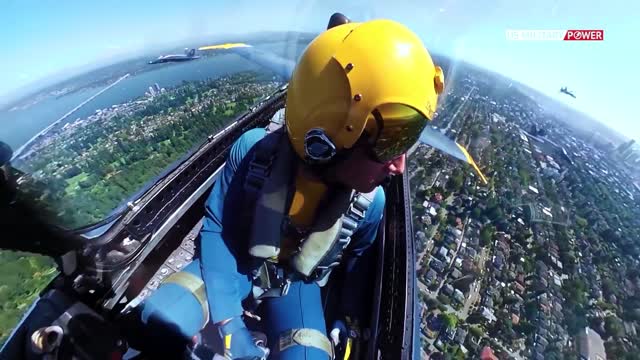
[0,1,636,359]
[409,60,640,359]
[14,72,282,228]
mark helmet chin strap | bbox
[307,154,392,194]
[309,149,360,190]
[287,167,329,224]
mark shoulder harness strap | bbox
[244,126,294,260]
[312,190,376,286]
[243,127,285,197]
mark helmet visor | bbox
[370,103,429,162]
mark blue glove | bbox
[218,317,269,360]
[330,319,348,347]
[330,317,361,360]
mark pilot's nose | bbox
[386,154,406,175]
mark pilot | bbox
[140,16,444,360]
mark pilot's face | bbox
[330,146,406,193]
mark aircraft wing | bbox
[418,126,488,184]
[199,43,295,80]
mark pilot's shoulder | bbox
[234,128,267,155]
[229,128,267,166]
[364,186,386,223]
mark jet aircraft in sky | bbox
[560,86,576,98]
[148,48,200,64]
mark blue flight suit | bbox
[141,128,385,359]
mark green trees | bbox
[447,168,464,193]
[469,325,484,338]
[480,225,495,246]
[517,160,530,187]
[18,72,278,229]
[602,277,620,300]
[605,339,638,360]
[494,317,514,341]
[513,228,532,244]
[604,315,624,339]
[0,251,56,345]
[483,196,504,222]
[515,320,536,336]
[425,297,442,310]
[575,216,588,228]
[562,278,588,335]
[543,343,564,360]
[563,278,587,306]
[622,296,640,322]
[438,294,451,305]
[437,208,447,224]
[440,313,459,328]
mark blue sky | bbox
[1,0,637,140]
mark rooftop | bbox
[577,327,606,360]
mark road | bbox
[427,196,458,296]
[522,131,553,210]
[436,216,469,318]
[418,279,430,295]
[446,87,477,131]
[448,217,469,269]
[416,225,438,271]
[409,166,425,181]
[493,338,525,360]
[430,170,442,188]
[419,223,488,322]
[457,247,489,319]
[415,186,452,273]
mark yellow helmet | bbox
[285,19,444,163]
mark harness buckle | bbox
[245,149,277,193]
[281,278,291,297]
[348,193,368,220]
[248,158,272,175]
[253,262,293,299]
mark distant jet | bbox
[148,48,200,64]
[560,86,576,98]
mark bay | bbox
[0,41,304,150]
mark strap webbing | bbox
[313,190,376,280]
[163,271,209,324]
[279,328,334,359]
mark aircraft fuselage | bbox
[148,55,200,64]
